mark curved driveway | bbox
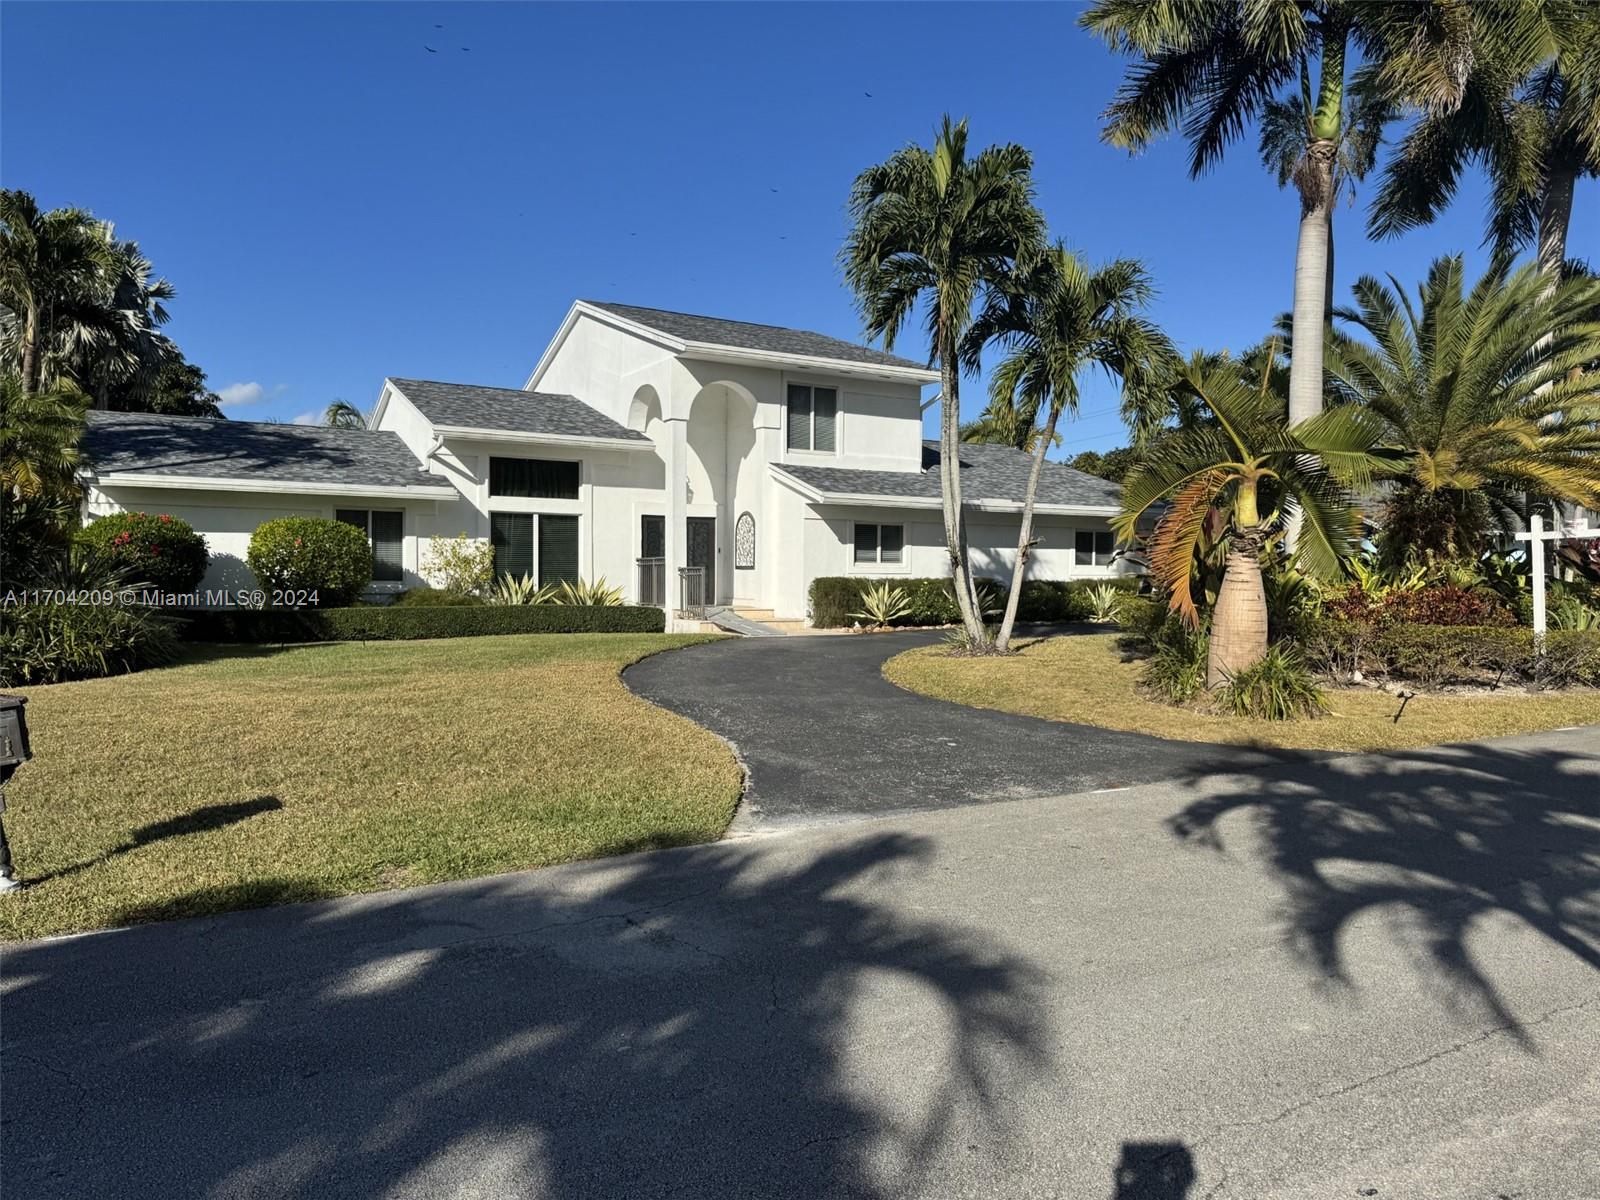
[626,630,1299,829]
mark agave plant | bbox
[486,573,557,606]
[849,582,912,628]
[550,577,624,607]
[1085,583,1122,624]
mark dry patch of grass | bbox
[1,634,740,941]
[885,632,1600,753]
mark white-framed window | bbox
[786,383,838,452]
[1075,529,1115,567]
[489,512,580,586]
[335,508,404,582]
[854,522,904,565]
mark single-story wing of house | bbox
[79,300,1135,623]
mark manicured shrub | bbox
[0,601,179,686]
[181,603,666,643]
[393,587,483,607]
[246,517,373,607]
[1299,620,1600,689]
[77,512,209,595]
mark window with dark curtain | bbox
[812,387,837,452]
[491,512,535,579]
[1075,529,1114,566]
[489,457,580,499]
[335,508,404,581]
[538,514,580,587]
[786,384,812,450]
[854,523,879,564]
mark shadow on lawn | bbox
[25,795,284,887]
[4,832,1055,1199]
[1169,740,1600,1042]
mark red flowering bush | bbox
[77,512,209,594]
[1323,583,1517,628]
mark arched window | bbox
[734,511,755,570]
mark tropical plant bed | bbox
[0,633,741,941]
[884,633,1600,754]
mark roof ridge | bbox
[389,377,573,400]
[87,410,393,436]
[584,300,799,336]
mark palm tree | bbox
[843,116,1045,646]
[0,189,116,393]
[961,245,1175,651]
[324,400,367,429]
[1369,6,1599,290]
[1079,1,1498,434]
[1323,256,1600,561]
[64,236,178,409]
[0,371,89,580]
[1114,357,1384,687]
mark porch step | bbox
[729,607,778,622]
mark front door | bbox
[686,517,715,607]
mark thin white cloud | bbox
[289,411,322,426]
[218,381,288,409]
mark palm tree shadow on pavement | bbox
[1167,741,1600,1044]
[4,832,1054,1199]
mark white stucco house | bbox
[79,301,1132,625]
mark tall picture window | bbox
[490,513,581,587]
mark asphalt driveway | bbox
[625,628,1295,829]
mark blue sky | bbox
[4,2,1593,452]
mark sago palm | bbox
[961,245,1175,651]
[1323,256,1600,561]
[1080,0,1515,437]
[842,116,1045,647]
[1114,357,1385,688]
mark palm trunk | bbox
[937,307,986,644]
[1535,158,1575,297]
[993,403,1058,653]
[1207,532,1269,689]
[1287,155,1334,429]
[21,302,39,394]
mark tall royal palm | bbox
[962,246,1174,652]
[1324,256,1600,561]
[1080,1,1489,434]
[1369,3,1599,290]
[1114,358,1383,686]
[843,116,1044,646]
[0,189,116,394]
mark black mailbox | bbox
[0,694,30,780]
[0,693,29,891]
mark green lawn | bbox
[0,634,741,941]
[886,633,1600,753]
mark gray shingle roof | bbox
[80,411,451,492]
[585,301,932,372]
[774,441,1122,510]
[388,377,648,441]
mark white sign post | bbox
[1514,511,1600,645]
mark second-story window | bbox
[786,384,837,452]
[489,457,579,499]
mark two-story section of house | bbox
[78,300,1133,623]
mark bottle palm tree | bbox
[0,189,116,394]
[323,400,367,429]
[960,245,1176,651]
[1114,357,1385,687]
[1369,7,1598,289]
[1079,1,1498,434]
[1323,255,1600,561]
[843,116,1045,647]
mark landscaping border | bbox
[183,604,666,643]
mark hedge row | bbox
[182,604,666,644]
[807,575,1140,628]
[1301,620,1600,689]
